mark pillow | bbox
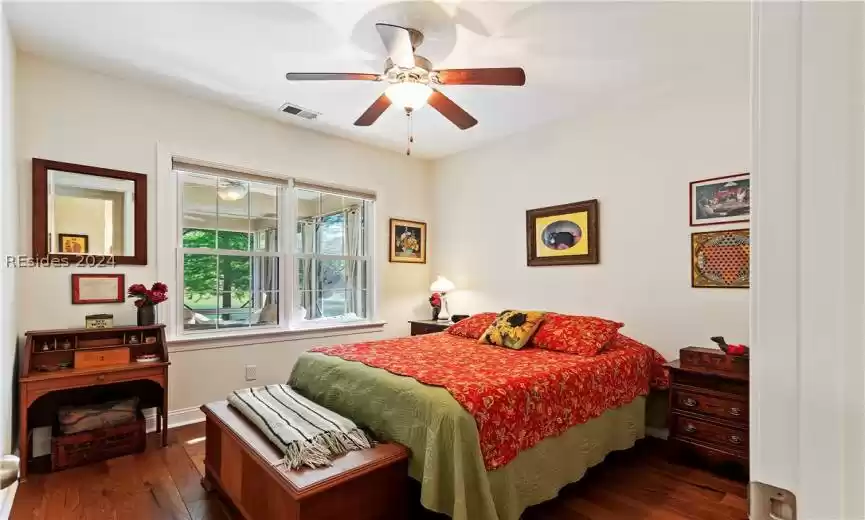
[478,310,547,350]
[530,313,624,356]
[446,312,498,339]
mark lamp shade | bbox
[430,276,455,293]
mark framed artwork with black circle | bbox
[526,199,599,266]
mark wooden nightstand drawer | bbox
[672,389,747,424]
[409,321,450,336]
[672,414,748,454]
[672,370,748,397]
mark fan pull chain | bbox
[405,108,414,156]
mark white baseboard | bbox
[0,481,18,520]
[646,427,669,440]
[143,406,205,433]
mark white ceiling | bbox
[5,1,748,159]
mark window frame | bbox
[164,154,379,342]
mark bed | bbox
[289,329,667,520]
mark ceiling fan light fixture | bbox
[385,81,432,110]
[217,180,248,201]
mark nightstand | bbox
[666,347,749,479]
[409,320,450,336]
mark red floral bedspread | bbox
[311,333,668,470]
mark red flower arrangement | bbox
[128,282,169,308]
[429,292,442,308]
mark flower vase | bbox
[432,306,441,321]
[137,304,156,326]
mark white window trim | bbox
[155,144,382,344]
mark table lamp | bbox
[429,276,455,322]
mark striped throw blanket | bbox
[228,384,372,469]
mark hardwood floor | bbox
[10,423,747,520]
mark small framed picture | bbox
[692,229,750,288]
[389,218,427,264]
[58,233,89,253]
[71,274,125,304]
[689,173,750,226]
[526,199,599,266]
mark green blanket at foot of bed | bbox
[289,352,645,520]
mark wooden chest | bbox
[201,401,409,520]
[666,347,749,478]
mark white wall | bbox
[0,8,17,457]
[431,73,749,361]
[15,53,433,412]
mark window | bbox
[172,160,375,337]
[294,187,372,323]
[178,167,282,332]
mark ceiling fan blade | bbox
[428,90,478,130]
[435,68,526,86]
[286,72,381,82]
[354,94,392,126]
[375,23,416,69]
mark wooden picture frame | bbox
[689,172,750,227]
[691,229,750,288]
[389,218,427,264]
[526,199,599,266]
[58,233,89,254]
[32,159,148,265]
[71,273,126,304]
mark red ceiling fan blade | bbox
[354,94,392,126]
[435,68,526,86]
[286,73,381,82]
[428,90,478,130]
[375,23,416,69]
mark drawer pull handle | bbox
[96,375,105,382]
[729,435,742,445]
[683,397,698,408]
[684,423,697,434]
[729,407,742,417]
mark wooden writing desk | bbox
[18,324,170,479]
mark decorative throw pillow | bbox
[530,313,624,356]
[446,312,498,339]
[478,310,547,350]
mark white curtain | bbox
[344,206,363,317]
[298,220,316,319]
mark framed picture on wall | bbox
[71,273,126,304]
[389,218,427,263]
[691,229,750,288]
[689,172,750,226]
[58,233,89,254]
[526,199,599,266]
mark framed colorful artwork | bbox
[389,218,427,264]
[691,229,750,288]
[526,199,599,266]
[71,273,126,304]
[58,233,89,254]
[689,172,750,226]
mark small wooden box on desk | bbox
[18,324,170,480]
[666,347,749,478]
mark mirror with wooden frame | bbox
[32,159,148,265]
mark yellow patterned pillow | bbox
[479,310,547,349]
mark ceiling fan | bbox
[285,23,526,131]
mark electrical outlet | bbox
[245,364,257,381]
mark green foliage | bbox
[182,228,251,305]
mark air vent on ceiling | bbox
[280,102,320,120]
